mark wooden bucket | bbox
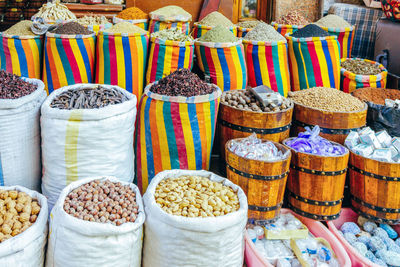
[291,102,367,145]
[225,139,291,222]
[284,138,349,220]
[349,151,400,224]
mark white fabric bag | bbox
[143,169,248,267]
[46,176,145,267]
[41,84,137,209]
[0,185,48,267]
[0,78,46,191]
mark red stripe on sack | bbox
[3,37,12,72]
[108,35,118,86]
[307,40,323,86]
[265,44,278,91]
[171,102,188,169]
[150,41,160,83]
[246,43,257,87]
[204,46,217,85]
[95,36,100,83]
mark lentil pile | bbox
[152,28,193,41]
[50,86,128,110]
[288,87,364,112]
[341,59,382,75]
[0,190,41,242]
[150,69,215,97]
[52,22,92,35]
[352,87,400,105]
[4,20,35,36]
[116,7,148,20]
[199,11,234,27]
[244,22,285,42]
[0,70,38,99]
[198,25,237,43]
[237,20,261,28]
[63,179,139,225]
[155,175,240,217]
[33,0,76,21]
[77,15,110,26]
[105,22,147,34]
[275,10,310,26]
[291,24,329,38]
[150,5,191,19]
[315,14,351,28]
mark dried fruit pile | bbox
[0,70,38,99]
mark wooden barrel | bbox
[225,139,291,222]
[284,138,349,220]
[349,151,400,224]
[291,102,367,145]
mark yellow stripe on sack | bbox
[257,44,270,88]
[140,97,149,189]
[370,74,377,88]
[70,39,88,83]
[202,101,212,169]
[135,35,145,93]
[278,44,289,96]
[342,31,349,58]
[210,47,224,90]
[179,103,196,170]
[231,46,243,88]
[50,37,68,87]
[184,44,191,68]
[65,110,83,185]
[164,43,174,77]
[156,100,171,170]
[8,38,21,76]
[115,35,126,89]
[98,34,105,84]
[350,80,357,92]
[314,40,330,87]
[297,41,309,89]
[29,38,41,78]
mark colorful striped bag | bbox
[341,58,388,93]
[149,20,191,34]
[271,22,303,37]
[193,23,237,38]
[113,16,149,30]
[243,39,291,96]
[286,35,341,91]
[0,33,43,79]
[237,26,252,38]
[135,84,222,193]
[195,39,247,92]
[96,31,149,100]
[85,23,113,35]
[146,37,194,84]
[42,32,96,94]
[321,26,355,59]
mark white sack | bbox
[143,169,248,267]
[0,78,46,191]
[41,84,137,209]
[0,185,48,267]
[46,176,145,267]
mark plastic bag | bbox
[366,101,400,137]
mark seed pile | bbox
[288,87,364,112]
[0,190,41,243]
[244,22,285,42]
[150,69,215,97]
[50,86,128,110]
[52,22,92,35]
[116,7,148,20]
[106,22,147,34]
[275,10,310,26]
[155,175,240,217]
[150,5,191,20]
[77,15,110,26]
[199,11,234,27]
[152,28,193,41]
[33,0,76,21]
[64,180,139,226]
[4,20,35,36]
[315,14,351,28]
[341,59,382,75]
[291,24,329,38]
[198,25,237,43]
[352,87,400,105]
[237,20,261,28]
[0,70,38,99]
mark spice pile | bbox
[33,0,76,21]
[237,20,261,28]
[63,179,139,225]
[152,28,193,41]
[150,5,191,20]
[50,86,128,110]
[150,69,215,97]
[341,59,382,75]
[0,71,38,99]
[198,25,237,43]
[244,22,285,42]
[155,175,240,217]
[116,7,148,20]
[352,87,400,105]
[0,190,41,243]
[274,10,310,26]
[288,87,364,112]
[4,20,35,36]
[77,15,110,26]
[198,11,234,27]
[291,24,329,38]
[315,14,351,28]
[106,22,147,34]
[51,22,92,35]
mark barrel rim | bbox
[292,100,367,115]
[283,137,349,158]
[349,150,400,165]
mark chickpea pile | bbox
[64,180,139,226]
[155,175,240,217]
[0,190,41,243]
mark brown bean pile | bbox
[0,70,38,99]
[341,59,382,75]
[150,69,215,97]
[221,89,292,112]
[352,87,400,105]
[63,180,139,226]
[0,190,41,243]
[51,21,92,35]
[50,86,128,109]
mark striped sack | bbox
[42,32,96,94]
[321,26,355,59]
[271,22,303,37]
[286,35,341,91]
[135,84,222,193]
[96,31,149,100]
[146,37,194,84]
[193,23,237,39]
[341,58,388,93]
[85,23,113,35]
[237,26,252,38]
[195,39,247,92]
[0,33,43,79]
[113,16,149,30]
[243,39,291,96]
[149,19,190,34]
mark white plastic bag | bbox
[0,78,46,191]
[0,185,48,267]
[143,169,248,267]
[41,83,137,210]
[46,176,145,267]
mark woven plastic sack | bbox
[193,23,237,39]
[237,26,252,38]
[142,169,248,267]
[84,23,112,35]
[113,16,149,30]
[321,26,355,59]
[271,22,303,36]
[0,78,46,191]
[149,10,191,34]
[41,83,137,210]
[46,176,145,267]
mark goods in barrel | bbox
[149,68,215,97]
[116,6,148,20]
[352,87,400,105]
[315,15,351,28]
[152,27,193,41]
[197,25,238,42]
[291,24,329,38]
[63,179,139,225]
[274,10,310,26]
[198,11,234,27]
[105,22,147,34]
[237,20,262,28]
[288,87,364,112]
[77,15,110,26]
[51,21,92,35]
[341,59,382,75]
[0,70,38,99]
[33,0,76,21]
[0,190,41,242]
[244,22,285,42]
[50,85,128,110]
[150,5,191,19]
[155,175,240,217]
[3,20,35,36]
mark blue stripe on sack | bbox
[321,39,335,88]
[209,99,216,161]
[156,42,166,81]
[252,44,263,86]
[217,47,230,90]
[0,153,3,186]
[163,102,179,169]
[77,37,92,83]
[44,37,54,92]
[56,37,74,85]
[122,36,132,92]
[14,38,28,77]
[144,98,155,179]
[0,36,5,70]
[177,45,185,68]
[188,103,202,170]
[236,44,247,88]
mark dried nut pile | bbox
[0,190,41,243]
[155,175,240,217]
[221,89,292,112]
[152,28,193,42]
[50,86,128,109]
[0,70,38,99]
[63,180,139,226]
[275,10,310,26]
[77,15,110,26]
[352,87,400,105]
[341,59,382,76]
